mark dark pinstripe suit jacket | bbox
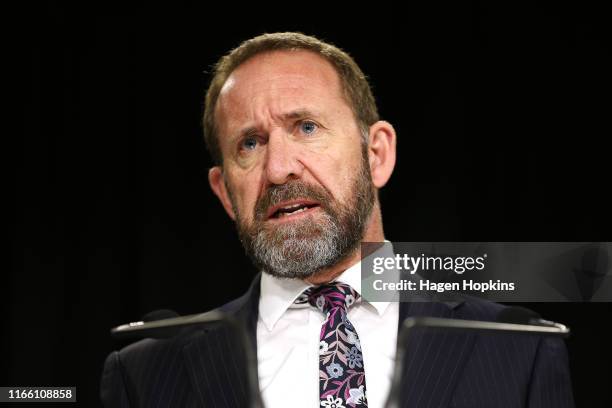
[100,273,575,407]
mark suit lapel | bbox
[396,299,477,408]
[182,273,261,407]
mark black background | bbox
[9,1,611,407]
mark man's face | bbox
[211,50,375,279]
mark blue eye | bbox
[241,137,258,151]
[300,121,317,135]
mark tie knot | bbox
[298,282,359,314]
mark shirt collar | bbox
[259,241,393,332]
[259,272,311,332]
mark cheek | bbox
[303,150,360,203]
[227,171,261,219]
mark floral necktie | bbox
[296,282,368,407]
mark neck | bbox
[305,202,385,285]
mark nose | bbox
[264,129,304,185]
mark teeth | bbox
[277,206,309,217]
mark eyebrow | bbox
[283,109,321,121]
[235,108,324,139]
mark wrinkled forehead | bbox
[220,50,344,99]
[214,50,350,132]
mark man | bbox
[101,32,574,407]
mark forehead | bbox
[215,50,349,132]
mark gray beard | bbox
[231,148,375,279]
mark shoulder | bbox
[454,296,571,374]
[453,297,574,405]
[100,294,252,407]
[109,273,261,364]
[449,296,570,365]
[110,299,245,364]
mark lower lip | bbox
[267,206,321,223]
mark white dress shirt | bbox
[257,256,399,408]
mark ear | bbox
[208,166,237,220]
[367,120,397,188]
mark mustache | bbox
[254,180,332,221]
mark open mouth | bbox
[267,200,320,220]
